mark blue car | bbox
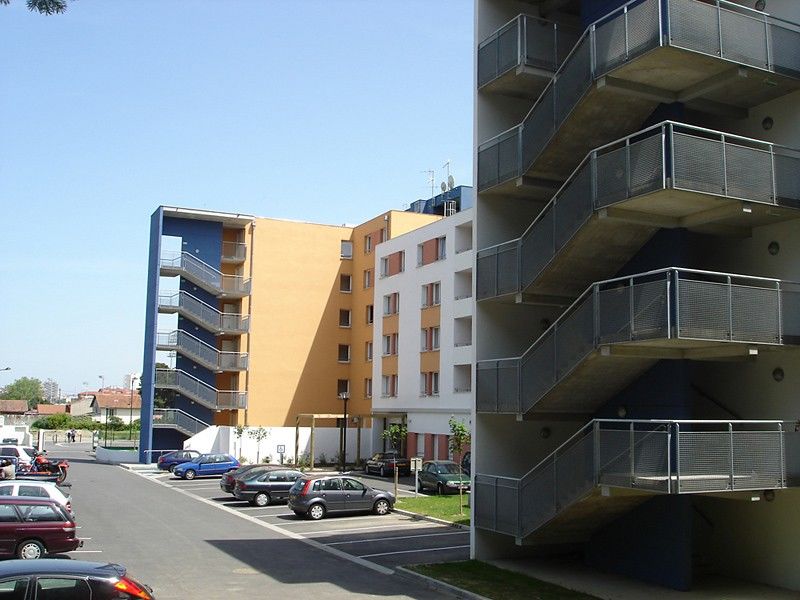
[173,453,240,480]
[157,449,201,472]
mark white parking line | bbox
[71,550,103,554]
[358,545,469,558]
[325,531,468,545]
[276,515,407,526]
[295,522,437,536]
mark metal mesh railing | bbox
[477,122,800,301]
[477,268,800,415]
[158,291,249,334]
[478,15,580,88]
[221,241,246,261]
[160,252,251,296]
[152,408,210,436]
[475,420,789,539]
[477,0,800,192]
[155,369,247,411]
[157,330,248,371]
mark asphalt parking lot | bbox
[139,468,470,570]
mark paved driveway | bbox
[148,469,470,569]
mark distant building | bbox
[42,379,59,403]
[35,404,66,416]
[0,401,28,416]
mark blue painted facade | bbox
[407,185,473,215]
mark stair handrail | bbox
[159,290,248,320]
[161,251,250,289]
[157,329,247,360]
[153,407,211,429]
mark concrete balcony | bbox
[478,14,579,99]
[476,268,800,419]
[154,369,247,411]
[477,0,800,197]
[160,251,251,298]
[157,291,249,335]
[156,330,248,372]
[474,419,794,546]
[477,122,800,303]
[152,408,210,437]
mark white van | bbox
[0,481,73,516]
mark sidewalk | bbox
[491,557,799,600]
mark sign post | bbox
[410,457,422,498]
[277,444,285,465]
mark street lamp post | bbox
[338,392,349,471]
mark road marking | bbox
[71,550,103,554]
[358,545,470,558]
[325,531,468,545]
[292,523,436,536]
[276,514,408,526]
[126,469,395,576]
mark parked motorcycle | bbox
[17,453,69,484]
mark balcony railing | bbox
[477,14,579,89]
[157,291,249,334]
[155,369,247,411]
[477,0,800,191]
[475,419,789,540]
[477,268,800,415]
[152,408,210,437]
[160,251,251,297]
[221,241,247,262]
[156,330,248,372]
[477,122,800,300]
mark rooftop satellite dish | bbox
[447,175,455,190]
[440,182,447,193]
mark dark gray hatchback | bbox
[287,475,395,520]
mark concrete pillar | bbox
[437,434,450,460]
[423,433,434,460]
[406,432,418,458]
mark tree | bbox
[448,416,471,515]
[247,427,269,463]
[233,425,245,460]
[381,423,407,498]
[0,377,43,410]
[0,0,72,14]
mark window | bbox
[342,478,366,491]
[37,579,91,598]
[383,292,399,315]
[420,372,440,396]
[380,256,389,277]
[321,478,341,491]
[339,309,351,328]
[436,236,446,260]
[431,326,440,350]
[0,504,18,521]
[340,240,353,259]
[366,304,374,324]
[418,237,447,266]
[364,235,373,254]
[337,379,349,395]
[421,282,441,307]
[17,504,63,522]
[380,251,405,277]
[337,345,351,363]
[416,243,424,267]
[18,486,48,498]
[382,333,398,356]
[380,228,387,243]
[365,341,373,361]
[381,374,398,397]
[0,579,27,596]
[421,327,440,352]
[364,269,373,289]
[365,378,372,398]
[339,274,352,293]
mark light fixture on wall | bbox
[768,241,780,256]
[540,427,551,439]
[755,0,766,11]
[763,489,775,502]
[617,405,628,418]
[772,367,784,382]
[762,116,774,130]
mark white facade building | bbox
[372,208,473,459]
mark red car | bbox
[0,497,82,559]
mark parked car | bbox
[0,481,73,516]
[173,454,239,480]
[0,446,34,467]
[288,475,395,520]
[233,469,304,506]
[417,460,470,495]
[0,559,155,598]
[156,449,201,473]
[363,451,410,477]
[0,497,82,559]
[219,464,280,494]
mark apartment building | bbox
[140,206,439,462]
[372,209,474,459]
[474,0,800,592]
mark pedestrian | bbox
[71,429,77,443]
[0,460,15,480]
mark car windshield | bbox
[436,463,461,474]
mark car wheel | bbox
[373,499,390,515]
[17,539,44,560]
[307,503,326,520]
[184,469,196,480]
[168,464,176,473]
[380,466,386,477]
[253,492,271,507]
[437,483,445,496]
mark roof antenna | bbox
[422,169,435,198]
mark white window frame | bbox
[431,326,440,350]
[365,378,372,398]
[365,341,373,361]
[364,235,373,254]
[432,281,441,306]
[340,274,352,293]
[366,304,374,324]
[337,344,351,363]
[437,236,446,260]
[364,269,372,289]
[380,257,389,278]
[341,240,353,259]
[339,309,351,328]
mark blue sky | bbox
[0,0,473,395]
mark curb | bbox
[396,566,489,600]
[393,508,469,530]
